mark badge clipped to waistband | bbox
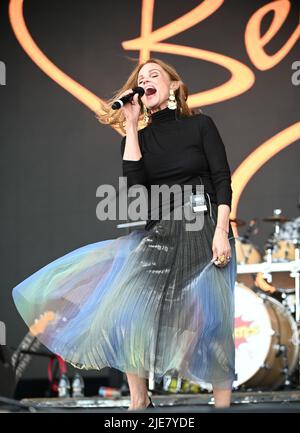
[189,191,208,213]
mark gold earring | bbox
[143,104,150,123]
[167,88,177,110]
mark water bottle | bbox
[58,373,71,398]
[72,373,85,398]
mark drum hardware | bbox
[263,210,300,266]
[273,344,287,356]
[262,345,290,387]
[277,345,292,387]
[258,292,268,301]
[280,290,296,315]
[263,208,291,224]
[239,259,300,303]
[261,363,273,370]
[278,288,295,294]
[262,257,272,283]
[281,369,292,387]
[263,209,291,263]
[293,244,300,322]
[279,344,287,355]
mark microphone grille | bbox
[134,86,145,97]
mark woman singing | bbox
[12,58,237,410]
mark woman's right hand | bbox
[119,89,141,126]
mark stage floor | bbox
[18,390,300,412]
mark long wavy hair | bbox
[96,58,202,135]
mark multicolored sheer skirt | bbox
[12,197,237,390]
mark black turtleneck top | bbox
[120,107,233,231]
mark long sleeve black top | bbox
[120,107,233,231]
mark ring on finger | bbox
[218,255,226,263]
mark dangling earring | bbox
[143,104,150,123]
[167,88,177,110]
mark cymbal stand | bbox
[263,237,275,283]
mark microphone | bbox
[111,87,145,110]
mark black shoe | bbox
[146,396,155,409]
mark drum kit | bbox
[159,209,300,395]
[233,208,300,390]
[138,206,300,395]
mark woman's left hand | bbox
[211,229,231,267]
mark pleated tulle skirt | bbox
[12,199,237,389]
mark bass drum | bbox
[234,282,299,389]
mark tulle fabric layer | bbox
[12,201,237,389]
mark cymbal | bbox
[263,216,290,223]
[230,218,246,227]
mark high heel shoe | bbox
[146,396,155,409]
[127,396,155,411]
